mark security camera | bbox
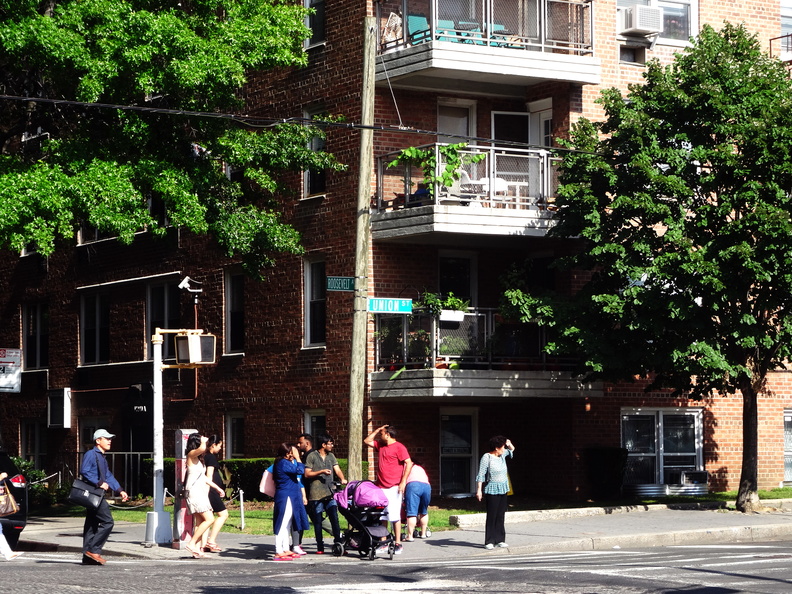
[178,276,203,292]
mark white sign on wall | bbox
[0,348,22,393]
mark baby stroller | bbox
[333,480,395,560]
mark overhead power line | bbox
[0,93,586,154]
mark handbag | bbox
[68,477,106,509]
[259,466,275,497]
[0,480,19,517]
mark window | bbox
[620,45,647,64]
[304,409,326,438]
[147,194,169,228]
[657,0,693,41]
[305,0,326,47]
[81,294,110,364]
[21,420,46,469]
[305,108,327,197]
[225,412,245,458]
[23,303,49,369]
[783,0,792,38]
[78,222,114,244]
[438,99,476,144]
[305,259,326,346]
[622,408,703,484]
[80,416,110,451]
[225,270,245,354]
[439,251,477,305]
[147,282,180,359]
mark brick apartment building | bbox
[1,0,792,500]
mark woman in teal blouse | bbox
[475,435,515,549]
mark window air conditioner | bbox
[618,6,663,36]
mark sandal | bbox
[273,554,293,561]
[185,544,205,559]
[204,542,222,553]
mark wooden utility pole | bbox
[347,17,376,481]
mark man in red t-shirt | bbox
[364,424,413,553]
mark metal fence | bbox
[55,451,154,497]
[375,307,576,370]
[376,143,560,212]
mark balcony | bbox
[372,143,558,241]
[375,0,600,97]
[370,308,599,399]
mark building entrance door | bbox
[440,410,477,495]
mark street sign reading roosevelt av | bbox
[326,276,355,292]
[367,298,413,314]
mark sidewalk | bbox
[16,499,792,562]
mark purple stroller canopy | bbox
[334,480,389,509]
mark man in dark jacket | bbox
[80,429,128,565]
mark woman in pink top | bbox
[403,461,431,541]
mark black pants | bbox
[83,498,114,554]
[484,493,508,546]
[308,499,342,552]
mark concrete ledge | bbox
[449,501,731,528]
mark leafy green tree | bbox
[0,0,343,277]
[503,24,792,512]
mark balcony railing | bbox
[770,33,792,63]
[375,143,560,213]
[375,307,576,371]
[376,0,594,56]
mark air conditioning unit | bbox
[618,6,663,36]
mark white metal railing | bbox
[375,307,576,371]
[375,143,560,213]
[770,33,792,62]
[376,0,594,56]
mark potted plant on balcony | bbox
[415,290,469,321]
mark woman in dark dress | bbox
[272,443,310,560]
[201,435,228,553]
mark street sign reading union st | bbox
[367,298,413,314]
[326,276,355,292]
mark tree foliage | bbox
[0,0,344,276]
[503,24,792,510]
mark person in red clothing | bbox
[364,424,413,554]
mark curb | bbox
[449,501,732,528]
[498,523,792,555]
[449,499,792,528]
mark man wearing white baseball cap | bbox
[80,429,128,565]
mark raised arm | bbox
[364,425,387,447]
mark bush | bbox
[12,456,61,509]
[139,457,369,501]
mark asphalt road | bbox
[5,540,792,593]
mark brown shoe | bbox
[84,551,106,565]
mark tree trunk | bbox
[735,380,760,513]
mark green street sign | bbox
[327,276,355,292]
[367,298,413,314]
